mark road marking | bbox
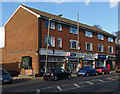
[107,78,116,80]
[114,77,118,79]
[97,79,105,82]
[57,86,62,91]
[74,84,80,87]
[36,89,40,94]
[86,81,94,85]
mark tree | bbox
[93,25,102,30]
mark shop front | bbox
[65,52,95,73]
[39,48,66,71]
[95,54,107,67]
[106,55,116,70]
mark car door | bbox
[89,67,95,75]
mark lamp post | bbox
[45,18,52,73]
[45,14,62,73]
[77,13,80,71]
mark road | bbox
[1,73,120,94]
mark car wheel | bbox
[95,72,98,76]
[86,73,89,77]
[54,76,58,81]
[102,71,105,75]
[67,75,71,79]
[44,79,48,81]
[109,71,112,74]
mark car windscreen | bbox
[80,67,88,70]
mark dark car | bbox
[43,68,71,81]
[76,66,98,77]
[0,68,13,84]
[95,67,111,75]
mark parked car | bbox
[95,66,111,75]
[115,66,120,73]
[76,66,98,77]
[0,68,13,84]
[43,68,71,81]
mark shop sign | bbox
[39,48,66,56]
[98,54,107,59]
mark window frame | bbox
[70,27,78,34]
[97,34,104,40]
[45,21,55,30]
[108,37,113,42]
[45,36,55,47]
[108,46,113,54]
[85,42,93,51]
[70,40,78,49]
[57,37,62,48]
[98,44,104,52]
[57,24,62,31]
[85,31,93,38]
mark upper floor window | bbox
[85,31,92,38]
[57,24,62,31]
[97,34,104,40]
[85,42,93,51]
[57,37,62,48]
[108,46,113,54]
[70,40,77,49]
[45,21,55,29]
[108,37,113,42]
[45,36,55,47]
[70,27,78,34]
[98,44,104,52]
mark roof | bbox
[4,4,117,38]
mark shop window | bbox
[108,46,113,53]
[57,37,62,48]
[70,27,78,34]
[45,36,55,47]
[98,44,104,52]
[85,42,93,51]
[85,31,92,38]
[57,24,62,31]
[45,21,55,29]
[70,40,77,49]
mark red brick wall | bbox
[2,7,39,74]
[41,19,116,56]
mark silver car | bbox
[0,68,13,84]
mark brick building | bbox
[1,4,116,75]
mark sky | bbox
[0,0,119,48]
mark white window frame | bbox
[45,36,55,47]
[45,21,55,29]
[70,40,77,49]
[98,44,104,52]
[108,37,113,42]
[108,46,113,54]
[57,24,62,31]
[85,42,93,51]
[57,37,62,48]
[70,27,78,34]
[85,31,92,38]
[97,34,104,40]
